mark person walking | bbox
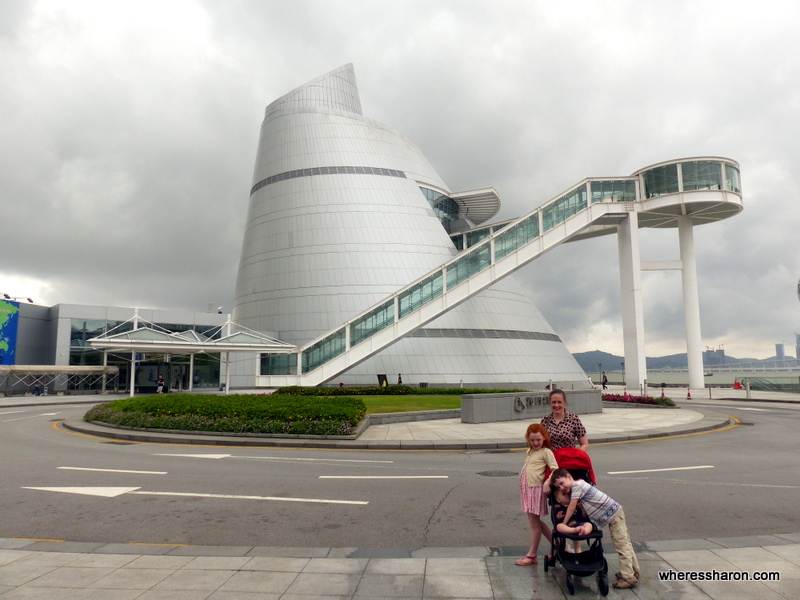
[602,371,608,390]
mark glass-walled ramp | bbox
[260,158,742,386]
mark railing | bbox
[262,157,741,383]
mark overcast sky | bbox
[2,0,798,360]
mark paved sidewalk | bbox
[1,534,798,599]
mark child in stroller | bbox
[543,450,610,596]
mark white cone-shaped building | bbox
[232,65,588,388]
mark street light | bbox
[2,294,33,303]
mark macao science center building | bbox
[7,64,741,393]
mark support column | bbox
[617,210,647,388]
[678,215,704,389]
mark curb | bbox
[60,408,733,450]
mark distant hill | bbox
[572,350,772,373]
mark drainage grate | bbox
[100,441,136,445]
[738,422,754,426]
[477,470,518,477]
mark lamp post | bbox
[2,294,33,303]
[620,361,625,386]
[598,363,602,387]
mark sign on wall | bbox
[0,300,20,365]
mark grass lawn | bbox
[361,395,462,414]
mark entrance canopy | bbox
[87,315,297,396]
[88,321,296,355]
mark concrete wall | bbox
[461,389,602,424]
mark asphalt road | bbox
[1,400,798,548]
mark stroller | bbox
[543,448,610,596]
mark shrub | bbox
[275,385,524,396]
[602,393,675,407]
[84,394,367,436]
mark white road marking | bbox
[2,412,60,423]
[129,491,368,505]
[154,453,393,464]
[58,467,167,475]
[23,486,368,505]
[0,410,26,416]
[154,453,231,459]
[611,476,799,489]
[23,486,141,497]
[319,475,448,479]
[608,465,714,475]
[235,456,394,464]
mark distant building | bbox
[776,343,785,361]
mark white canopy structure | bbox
[88,313,296,396]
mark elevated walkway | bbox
[257,157,742,387]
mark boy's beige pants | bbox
[608,509,640,579]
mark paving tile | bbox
[284,572,361,596]
[153,568,236,591]
[424,558,488,576]
[241,556,309,572]
[364,558,426,575]
[167,546,252,557]
[135,590,215,600]
[302,558,368,574]
[0,587,80,599]
[764,577,800,599]
[215,570,298,594]
[354,573,424,597]
[23,566,114,588]
[184,556,253,570]
[711,547,782,563]
[0,551,32,567]
[246,546,329,558]
[692,579,786,599]
[9,552,84,567]
[0,566,56,587]
[775,533,800,544]
[488,572,564,599]
[68,553,138,568]
[88,567,173,589]
[94,543,179,555]
[765,545,800,566]
[708,535,793,548]
[207,592,281,600]
[126,555,196,569]
[646,538,724,552]
[68,590,142,600]
[422,574,493,598]
[411,547,489,558]
[658,549,727,563]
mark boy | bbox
[547,468,640,589]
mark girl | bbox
[515,423,559,565]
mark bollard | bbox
[686,388,692,400]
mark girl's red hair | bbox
[525,423,552,451]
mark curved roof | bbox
[450,187,501,225]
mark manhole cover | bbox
[477,470,518,477]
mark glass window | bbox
[260,353,298,375]
[420,187,459,233]
[451,235,464,251]
[302,328,346,373]
[590,180,636,203]
[465,227,490,248]
[399,271,444,317]
[350,300,395,346]
[725,163,741,193]
[446,244,491,289]
[643,164,679,198]
[495,213,540,260]
[542,185,588,231]
[682,161,722,191]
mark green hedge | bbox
[84,394,367,436]
[275,385,523,396]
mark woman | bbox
[540,389,589,451]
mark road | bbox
[1,399,798,548]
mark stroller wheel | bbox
[566,573,575,595]
[598,573,609,596]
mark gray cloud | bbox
[2,0,798,359]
